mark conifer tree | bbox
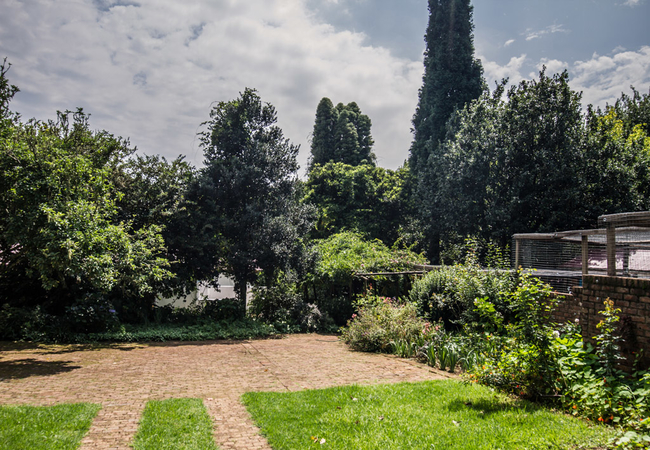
[409,0,483,176]
[309,98,375,169]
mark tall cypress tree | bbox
[309,98,376,169]
[409,0,483,176]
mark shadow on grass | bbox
[0,358,82,380]
[447,396,541,416]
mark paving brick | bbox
[0,334,449,449]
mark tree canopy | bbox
[409,0,483,177]
[0,65,172,320]
[191,88,314,301]
[420,69,650,247]
[304,162,408,246]
[309,98,376,169]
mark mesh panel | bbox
[512,212,650,293]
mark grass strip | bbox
[132,398,218,450]
[243,380,615,450]
[0,402,100,450]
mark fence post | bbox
[606,224,616,277]
[581,234,589,276]
[514,238,520,269]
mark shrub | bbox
[340,296,426,353]
[465,272,560,397]
[249,272,333,333]
[409,264,514,331]
[307,231,426,326]
[63,294,120,333]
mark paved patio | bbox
[0,334,452,449]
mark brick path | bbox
[0,334,452,449]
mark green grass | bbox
[0,403,100,450]
[242,380,615,450]
[132,398,219,450]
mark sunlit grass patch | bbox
[0,403,100,450]
[132,398,218,450]
[243,380,614,450]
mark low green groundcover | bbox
[132,398,218,450]
[0,403,100,450]
[243,380,615,450]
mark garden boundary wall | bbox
[552,274,650,369]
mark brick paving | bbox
[0,334,452,449]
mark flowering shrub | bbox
[340,296,426,353]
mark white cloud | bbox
[504,39,515,47]
[481,54,527,86]
[571,46,650,108]
[0,0,422,172]
[623,0,642,6]
[479,46,650,110]
[525,24,568,41]
[535,58,569,76]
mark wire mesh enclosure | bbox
[512,211,650,293]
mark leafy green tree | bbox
[113,154,200,296]
[115,154,194,231]
[309,98,375,168]
[304,162,407,245]
[193,88,313,301]
[0,108,172,316]
[425,69,585,245]
[582,105,650,218]
[409,0,483,177]
[610,87,650,137]
[0,59,174,325]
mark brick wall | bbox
[552,275,650,369]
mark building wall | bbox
[552,275,650,369]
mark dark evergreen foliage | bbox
[409,0,483,177]
[190,88,314,302]
[309,98,376,169]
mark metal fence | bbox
[512,211,650,293]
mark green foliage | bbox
[582,106,650,217]
[309,98,375,168]
[409,0,483,177]
[243,380,614,449]
[314,231,425,284]
[249,271,333,333]
[421,69,585,250]
[421,331,483,372]
[465,272,559,397]
[0,106,172,316]
[408,264,514,331]
[304,162,408,244]
[0,402,100,450]
[308,231,426,325]
[191,88,314,302]
[67,320,276,343]
[133,398,218,450]
[340,297,426,353]
[595,298,626,376]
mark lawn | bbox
[132,398,219,450]
[242,380,615,450]
[0,402,100,450]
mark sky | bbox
[1,0,649,174]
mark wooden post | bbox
[607,224,617,277]
[514,239,520,269]
[581,235,589,276]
